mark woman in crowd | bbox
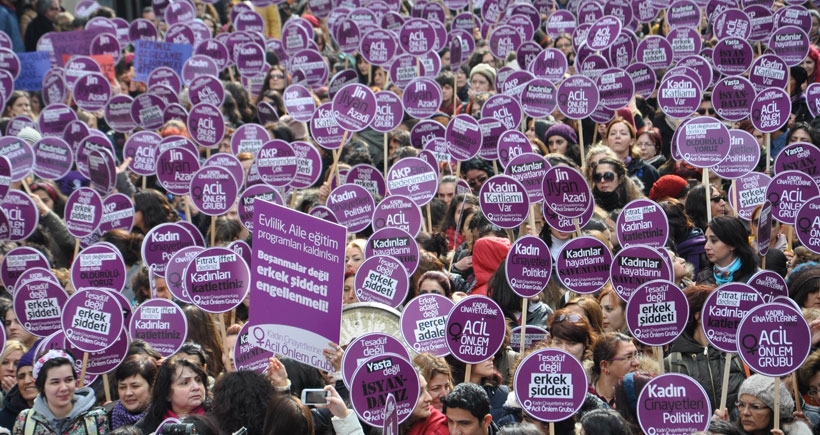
[0,341,25,399]
[590,157,645,212]
[697,216,758,285]
[13,350,108,434]
[344,239,366,274]
[636,127,666,169]
[660,198,707,274]
[713,374,811,435]
[3,91,32,119]
[110,356,157,430]
[415,270,454,298]
[136,358,209,434]
[590,333,640,406]
[0,302,35,348]
[598,286,627,334]
[132,189,179,235]
[686,184,733,232]
[413,353,453,412]
[546,309,597,363]
[788,262,820,309]
[605,117,659,196]
[544,123,582,167]
[563,296,605,335]
[0,347,36,431]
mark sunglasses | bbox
[270,74,285,79]
[710,195,727,203]
[592,171,616,183]
[696,107,716,115]
[554,313,583,323]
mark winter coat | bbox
[0,387,29,431]
[12,387,108,435]
[405,407,448,435]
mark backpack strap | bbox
[83,410,99,435]
[24,410,35,435]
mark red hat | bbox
[649,175,688,201]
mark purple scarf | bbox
[111,401,147,429]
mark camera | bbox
[163,423,196,435]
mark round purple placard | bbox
[72,73,111,112]
[586,15,622,51]
[479,175,530,229]
[775,142,820,186]
[657,74,702,119]
[505,236,551,298]
[310,102,350,150]
[637,373,711,434]
[701,283,763,353]
[481,94,522,131]
[555,236,613,294]
[290,141,323,189]
[737,302,811,376]
[713,8,752,40]
[749,54,789,92]
[514,348,588,423]
[0,138,33,182]
[187,103,225,148]
[346,164,386,201]
[354,255,409,308]
[184,247,250,314]
[33,137,73,181]
[504,153,550,203]
[616,199,669,248]
[231,123,271,156]
[366,227,420,276]
[520,78,557,118]
[635,35,673,70]
[141,223,198,276]
[283,84,316,123]
[332,83,377,131]
[445,114,482,161]
[190,166,239,217]
[711,75,754,122]
[403,78,442,120]
[557,75,599,119]
[164,245,202,304]
[61,288,125,352]
[728,172,771,221]
[597,67,634,110]
[386,157,438,206]
[188,75,225,107]
[751,87,791,134]
[123,131,160,176]
[542,166,591,219]
[0,155,9,201]
[327,184,375,233]
[626,280,688,346]
[372,195,422,236]
[808,83,820,118]
[400,294,453,356]
[748,270,789,304]
[371,91,404,134]
[71,243,126,292]
[130,93,166,130]
[256,139,297,187]
[766,170,819,225]
[675,117,731,168]
[105,95,136,133]
[768,26,809,67]
[796,196,820,254]
[711,130,761,180]
[181,55,218,86]
[349,353,419,426]
[64,187,102,239]
[528,49,568,83]
[399,18,435,56]
[129,298,187,357]
[238,185,283,232]
[446,295,507,364]
[611,245,672,302]
[155,147,200,195]
[14,279,67,337]
[233,322,275,373]
[0,247,49,293]
[88,148,116,197]
[1,191,38,242]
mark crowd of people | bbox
[0,0,818,434]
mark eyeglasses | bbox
[696,107,716,115]
[735,401,769,412]
[555,43,571,49]
[467,174,488,188]
[808,387,820,398]
[710,195,727,203]
[554,313,583,323]
[609,352,642,362]
[270,74,285,79]
[592,172,616,183]
[636,141,654,148]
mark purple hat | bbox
[17,346,37,372]
[544,123,578,145]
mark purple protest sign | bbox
[233,322,275,373]
[510,325,548,352]
[310,102,350,150]
[14,279,66,337]
[775,142,820,186]
[359,29,399,66]
[399,18,435,56]
[488,25,521,60]
[354,255,409,308]
[332,83,377,132]
[164,246,200,303]
[402,78,442,120]
[0,138,33,182]
[1,191,38,242]
[65,328,127,377]
[130,93,166,130]
[386,157,438,206]
[256,140,297,187]
[372,196,421,236]
[184,247,250,313]
[626,280,688,346]
[61,288,124,352]
[586,15,622,51]
[748,270,789,304]
[349,353,418,426]
[479,175,530,229]
[63,56,100,90]
[141,223,198,276]
[728,172,771,221]
[769,26,809,66]
[611,246,672,302]
[282,84,317,123]
[513,348,587,423]
[41,70,66,107]
[444,115,482,161]
[675,117,731,168]
[64,187,102,239]
[155,147,200,195]
[148,67,182,94]
[181,55,218,85]
[72,73,111,112]
[635,35,673,70]
[557,75,599,119]
[505,236,551,298]
[656,74,701,119]
[737,303,811,376]
[238,185,283,232]
[711,130,761,180]
[528,49,567,83]
[481,94,522,131]
[713,8,752,39]
[366,227,420,276]
[542,166,591,219]
[123,131,160,176]
[369,91,404,134]
[88,148,116,197]
[327,184,375,233]
[751,88,791,134]
[234,42,266,78]
[637,373,711,434]
[0,247,49,294]
[749,54,789,92]
[504,153,550,203]
[289,49,328,87]
[249,200,345,371]
[74,134,114,179]
[596,68,634,110]
[187,76,225,108]
[766,170,819,224]
[520,78,557,118]
[346,164,386,199]
[554,236,612,294]
[797,197,820,254]
[128,298,187,357]
[711,76,754,122]
[32,137,73,181]
[701,284,763,353]
[0,156,8,201]
[103,95,136,133]
[189,167,238,217]
[400,294,453,356]
[616,199,669,248]
[187,103,225,148]
[71,243,126,292]
[667,27,701,62]
[808,83,820,119]
[446,296,506,364]
[231,123,271,156]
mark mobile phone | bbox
[301,388,331,405]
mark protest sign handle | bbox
[774,377,781,431]
[453,83,457,118]
[464,363,471,384]
[719,353,732,411]
[578,125,585,173]
[573,218,581,238]
[519,298,527,354]
[21,183,31,195]
[210,217,216,247]
[326,131,350,184]
[103,374,111,403]
[448,188,467,274]
[787,225,794,253]
[142,176,146,190]
[383,134,388,178]
[549,422,554,435]
[766,133,771,175]
[426,204,432,235]
[703,168,711,224]
[793,373,800,410]
[655,347,664,375]
[78,352,89,388]
[506,229,515,243]
[74,238,81,259]
[527,204,536,235]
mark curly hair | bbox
[212,371,275,435]
[133,189,178,233]
[140,358,210,434]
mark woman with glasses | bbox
[605,117,660,196]
[696,216,759,285]
[590,333,641,406]
[546,309,596,363]
[664,285,745,416]
[797,349,820,427]
[685,184,734,233]
[255,66,288,104]
[635,126,665,170]
[713,374,811,435]
[589,157,645,212]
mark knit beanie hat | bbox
[787,261,820,295]
[738,374,794,418]
[17,344,37,373]
[470,64,497,86]
[18,127,41,145]
[649,175,688,201]
[544,123,578,145]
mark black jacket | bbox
[0,386,29,431]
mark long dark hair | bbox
[707,216,757,279]
[212,371,275,435]
[133,189,178,232]
[140,358,209,434]
[262,395,314,435]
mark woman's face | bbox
[601,293,625,333]
[427,373,451,411]
[5,311,34,346]
[441,84,453,105]
[549,335,586,361]
[456,69,467,87]
[168,367,205,416]
[605,341,639,379]
[803,56,816,77]
[345,246,364,273]
[704,227,735,267]
[737,393,772,433]
[547,135,568,154]
[30,96,41,114]
[709,187,728,218]
[555,37,573,56]
[470,74,491,92]
[669,252,689,283]
[17,366,37,402]
[343,275,357,305]
[803,287,820,309]
[636,133,657,160]
[440,50,451,67]
[155,277,172,300]
[43,364,76,415]
[269,69,286,91]
[790,128,812,144]
[472,358,494,379]
[606,122,633,158]
[418,278,445,296]
[118,374,152,413]
[357,57,370,75]
[1,350,22,378]
[481,52,495,67]
[9,96,30,117]
[593,163,620,193]
[373,68,387,88]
